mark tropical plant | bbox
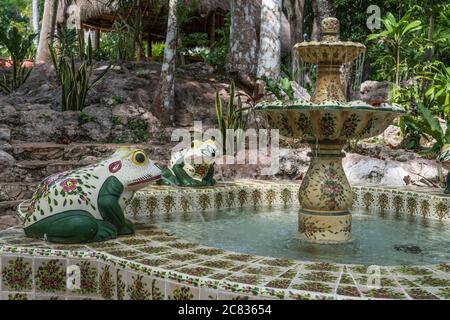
[49,29,110,111]
[422,62,450,117]
[367,11,422,86]
[261,76,295,101]
[0,26,36,94]
[215,80,253,154]
[401,103,450,154]
[152,42,165,62]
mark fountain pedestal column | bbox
[298,143,353,243]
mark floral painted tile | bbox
[1,256,33,292]
[415,275,450,287]
[336,285,361,298]
[290,281,334,294]
[166,281,199,300]
[126,272,151,300]
[303,262,341,272]
[361,287,407,299]
[98,263,116,300]
[242,266,284,277]
[298,271,339,284]
[265,278,292,289]
[392,266,433,276]
[35,258,67,294]
[406,288,439,300]
[68,259,98,296]
[176,266,216,277]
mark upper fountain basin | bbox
[255,99,405,142]
[294,41,366,64]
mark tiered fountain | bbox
[256,17,405,243]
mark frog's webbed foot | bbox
[93,220,118,242]
[117,220,135,236]
[25,211,118,244]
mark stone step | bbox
[11,141,149,161]
[0,159,96,183]
[0,182,37,202]
[0,200,22,216]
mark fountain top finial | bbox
[321,17,340,41]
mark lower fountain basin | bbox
[142,207,450,266]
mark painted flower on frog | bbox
[60,178,79,193]
[27,200,36,215]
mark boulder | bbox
[360,80,391,106]
[0,150,15,167]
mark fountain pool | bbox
[144,207,450,266]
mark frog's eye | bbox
[132,151,147,166]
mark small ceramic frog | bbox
[20,148,161,243]
[158,139,218,187]
[437,144,450,194]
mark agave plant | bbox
[0,27,37,94]
[49,28,110,111]
[215,81,253,154]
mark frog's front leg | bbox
[98,176,135,235]
[157,167,180,186]
[172,164,203,187]
[202,165,216,186]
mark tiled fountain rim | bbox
[0,181,449,300]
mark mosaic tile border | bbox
[127,180,450,222]
[0,180,448,300]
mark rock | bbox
[0,150,15,167]
[360,80,391,106]
[0,141,12,152]
[0,215,18,230]
[81,122,110,142]
[0,125,11,141]
[291,82,311,101]
[62,111,82,141]
[16,104,63,142]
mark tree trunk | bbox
[154,0,178,125]
[311,0,335,41]
[36,0,58,63]
[225,0,258,77]
[283,0,305,83]
[257,0,282,81]
[32,0,39,35]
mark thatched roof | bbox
[58,0,233,31]
[57,0,291,52]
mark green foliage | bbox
[367,11,422,86]
[200,13,230,69]
[0,26,36,94]
[126,119,149,142]
[261,76,295,101]
[111,95,124,105]
[215,81,252,153]
[422,62,450,117]
[49,27,110,111]
[99,21,135,61]
[152,42,165,62]
[401,103,450,153]
[79,112,93,125]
